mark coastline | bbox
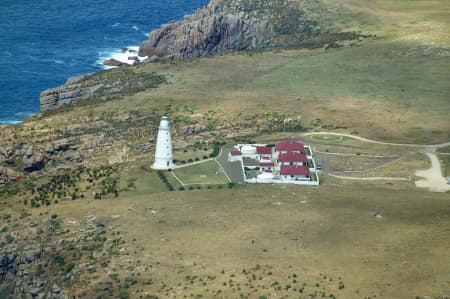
[97,46,148,69]
[0,0,210,126]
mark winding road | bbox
[302,132,450,192]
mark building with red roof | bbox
[259,161,275,172]
[278,152,308,166]
[280,165,310,180]
[228,150,242,162]
[230,150,242,156]
[256,146,273,160]
[275,140,305,154]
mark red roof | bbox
[259,162,275,167]
[280,165,310,176]
[278,152,308,163]
[230,150,242,156]
[276,140,304,152]
[257,147,272,155]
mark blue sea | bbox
[0,0,209,124]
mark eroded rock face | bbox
[39,74,104,112]
[40,68,166,112]
[139,0,321,60]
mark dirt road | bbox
[302,132,450,192]
[415,153,450,192]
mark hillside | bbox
[1,0,450,298]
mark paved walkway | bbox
[172,158,214,169]
[215,148,245,183]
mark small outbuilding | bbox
[241,145,257,155]
[228,150,242,162]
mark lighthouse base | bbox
[152,160,174,170]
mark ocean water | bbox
[0,0,209,124]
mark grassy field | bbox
[437,154,450,177]
[328,153,431,179]
[1,1,450,298]
[119,160,182,194]
[174,161,229,185]
[11,183,448,298]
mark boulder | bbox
[103,59,127,67]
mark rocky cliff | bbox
[139,0,323,60]
[40,68,166,112]
[40,0,353,112]
[40,74,103,112]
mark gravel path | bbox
[303,132,450,192]
[325,173,410,181]
[303,132,450,148]
[415,153,450,192]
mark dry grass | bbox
[18,183,450,298]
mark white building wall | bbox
[282,175,310,181]
[152,116,174,169]
[228,154,242,162]
[278,161,307,167]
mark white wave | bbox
[0,119,22,125]
[15,111,35,118]
[96,46,148,70]
[132,25,139,31]
[0,111,35,125]
[53,59,64,64]
[112,22,121,27]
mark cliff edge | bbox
[40,0,358,112]
[139,0,323,60]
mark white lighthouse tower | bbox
[152,116,174,169]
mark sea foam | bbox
[97,46,148,70]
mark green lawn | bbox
[120,161,182,194]
[174,161,229,185]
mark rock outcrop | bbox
[40,74,104,112]
[40,68,166,112]
[139,0,322,60]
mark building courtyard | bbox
[227,140,319,185]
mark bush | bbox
[53,255,65,266]
[35,264,46,277]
